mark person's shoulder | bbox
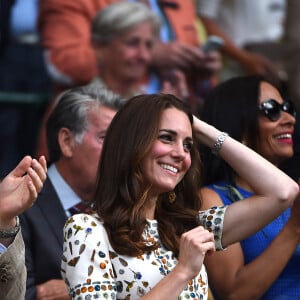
[200,185,224,209]
[64,213,109,243]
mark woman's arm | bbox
[194,116,299,247]
[201,187,300,300]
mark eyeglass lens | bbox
[260,99,296,121]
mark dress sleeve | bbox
[198,206,227,251]
[61,213,117,299]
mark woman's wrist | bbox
[193,116,222,148]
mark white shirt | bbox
[47,164,82,216]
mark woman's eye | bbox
[97,135,105,143]
[183,142,193,152]
[145,40,153,50]
[159,134,173,142]
[124,38,139,47]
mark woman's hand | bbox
[176,226,215,280]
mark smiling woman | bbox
[61,93,298,300]
[200,75,300,300]
[90,1,160,98]
[140,108,193,202]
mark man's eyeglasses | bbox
[258,99,296,122]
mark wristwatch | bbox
[0,216,20,239]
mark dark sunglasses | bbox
[258,99,296,121]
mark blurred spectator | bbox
[20,85,124,299]
[38,0,221,111]
[90,1,186,97]
[90,1,160,97]
[196,0,286,85]
[0,0,53,177]
[90,1,189,97]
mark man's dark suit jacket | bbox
[20,178,67,299]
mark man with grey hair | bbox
[20,85,124,299]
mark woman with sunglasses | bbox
[200,75,300,299]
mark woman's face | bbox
[141,108,193,197]
[100,21,154,85]
[257,81,295,165]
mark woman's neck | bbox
[144,195,158,220]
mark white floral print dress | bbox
[61,206,226,300]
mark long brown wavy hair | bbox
[93,94,203,257]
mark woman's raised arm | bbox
[194,116,299,247]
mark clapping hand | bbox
[0,156,47,227]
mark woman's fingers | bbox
[178,226,215,278]
[25,156,47,202]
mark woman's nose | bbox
[281,110,296,126]
[171,143,186,159]
[138,43,151,62]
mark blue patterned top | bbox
[208,182,300,300]
[61,206,227,300]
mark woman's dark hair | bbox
[200,75,268,185]
[93,93,202,257]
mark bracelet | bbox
[212,132,229,155]
[0,216,20,239]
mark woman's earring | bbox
[168,191,176,203]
